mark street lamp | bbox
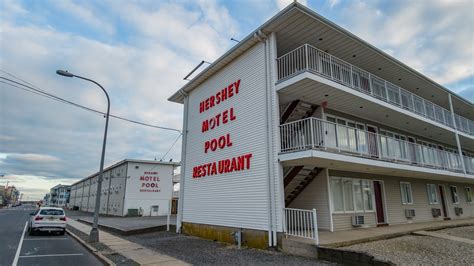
[56,69,110,243]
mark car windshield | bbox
[39,209,64,216]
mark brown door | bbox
[374,181,386,224]
[171,199,178,214]
[367,126,378,157]
[438,185,448,219]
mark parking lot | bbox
[0,208,102,266]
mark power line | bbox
[160,133,182,161]
[0,75,181,133]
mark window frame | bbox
[426,184,438,204]
[330,176,375,214]
[464,187,472,204]
[400,182,414,205]
[450,186,460,204]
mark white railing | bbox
[465,156,474,175]
[283,208,319,245]
[280,117,472,174]
[276,44,474,136]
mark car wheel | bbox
[28,229,35,236]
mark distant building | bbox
[70,159,179,216]
[48,184,71,207]
[43,193,51,206]
[3,186,19,206]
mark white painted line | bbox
[23,238,69,241]
[12,221,28,266]
[19,253,84,258]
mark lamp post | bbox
[56,69,110,242]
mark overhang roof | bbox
[168,2,472,119]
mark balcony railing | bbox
[276,44,474,136]
[280,117,474,174]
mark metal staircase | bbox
[284,166,323,206]
[280,100,319,124]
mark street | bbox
[0,207,103,266]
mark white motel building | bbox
[169,3,474,248]
[69,159,178,217]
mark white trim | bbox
[426,183,439,205]
[326,169,334,232]
[465,186,473,204]
[400,181,414,205]
[278,149,474,182]
[450,185,460,204]
[329,176,376,213]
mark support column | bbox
[448,94,466,174]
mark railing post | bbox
[329,55,334,79]
[305,44,309,71]
[310,118,315,149]
[312,208,319,245]
[350,65,354,88]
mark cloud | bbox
[52,0,116,35]
[0,1,240,200]
[3,153,60,163]
[338,0,473,85]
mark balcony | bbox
[276,44,474,136]
[280,117,474,175]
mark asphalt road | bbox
[0,207,103,266]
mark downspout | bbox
[448,93,466,174]
[177,89,189,233]
[255,29,275,247]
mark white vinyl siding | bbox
[400,182,413,205]
[426,184,438,204]
[450,186,459,204]
[182,43,270,230]
[330,177,374,213]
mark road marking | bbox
[19,253,84,258]
[23,238,69,241]
[12,221,28,266]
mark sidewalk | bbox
[68,219,189,265]
[318,218,474,247]
[77,215,176,235]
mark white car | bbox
[28,207,67,235]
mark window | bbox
[465,187,473,203]
[400,182,413,205]
[450,186,459,204]
[330,177,374,213]
[426,184,438,204]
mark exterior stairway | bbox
[280,100,319,123]
[284,166,323,206]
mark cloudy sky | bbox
[1,0,473,200]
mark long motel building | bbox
[168,3,474,249]
[69,159,178,217]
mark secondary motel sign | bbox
[192,79,253,178]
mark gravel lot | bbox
[436,225,474,240]
[341,234,474,265]
[124,231,333,265]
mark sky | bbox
[0,0,473,201]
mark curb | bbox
[77,218,176,236]
[67,229,116,266]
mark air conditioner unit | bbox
[431,208,441,218]
[454,207,463,216]
[405,209,416,218]
[352,215,365,227]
